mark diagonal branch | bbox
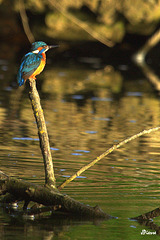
[58,126,160,190]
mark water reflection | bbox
[1,62,160,239]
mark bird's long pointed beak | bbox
[48,45,59,49]
[43,45,59,53]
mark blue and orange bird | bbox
[17,41,58,86]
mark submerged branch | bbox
[0,177,111,219]
[133,207,160,221]
[28,79,56,189]
[58,127,160,190]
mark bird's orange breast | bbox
[31,52,46,79]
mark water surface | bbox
[1,59,160,239]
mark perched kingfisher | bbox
[17,41,58,86]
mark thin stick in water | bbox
[58,126,160,190]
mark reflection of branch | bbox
[135,60,160,93]
[58,127,160,190]
[47,0,114,47]
[141,63,160,92]
[19,0,35,43]
[133,28,160,64]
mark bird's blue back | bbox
[17,52,43,86]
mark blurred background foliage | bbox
[1,0,160,47]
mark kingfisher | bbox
[17,41,58,86]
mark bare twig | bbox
[58,127,160,190]
[19,0,35,43]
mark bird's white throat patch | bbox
[32,49,39,54]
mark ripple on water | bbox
[13,137,39,141]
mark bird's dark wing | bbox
[17,53,41,86]
[21,53,42,80]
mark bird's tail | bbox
[17,70,24,86]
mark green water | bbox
[1,58,160,239]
